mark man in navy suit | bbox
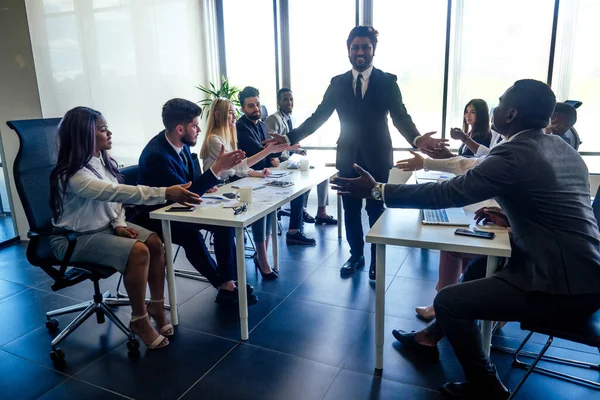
[267,26,445,280]
[138,98,258,306]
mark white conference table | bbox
[150,165,337,339]
[366,172,512,371]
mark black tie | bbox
[356,73,363,100]
[286,116,293,132]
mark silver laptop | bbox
[421,208,471,226]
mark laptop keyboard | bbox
[423,209,449,223]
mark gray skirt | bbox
[50,223,155,274]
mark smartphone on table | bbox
[166,205,195,212]
[454,228,495,239]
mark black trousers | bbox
[144,218,236,288]
[339,161,387,264]
[288,194,307,231]
[429,257,600,383]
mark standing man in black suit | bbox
[267,26,445,279]
[332,79,600,398]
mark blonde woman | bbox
[200,98,290,280]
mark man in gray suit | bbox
[332,79,600,398]
[265,88,337,227]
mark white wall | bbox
[0,0,43,239]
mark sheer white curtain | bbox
[552,0,600,152]
[25,0,212,166]
[446,0,555,148]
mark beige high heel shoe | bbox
[415,305,435,321]
[147,298,174,337]
[130,313,169,349]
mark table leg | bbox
[481,255,499,356]
[162,220,178,326]
[375,244,386,372]
[337,193,343,239]
[271,210,279,272]
[236,227,249,340]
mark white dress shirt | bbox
[423,130,506,176]
[382,129,531,201]
[53,156,166,232]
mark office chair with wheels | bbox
[7,118,140,365]
[496,185,600,398]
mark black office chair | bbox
[7,118,140,365]
[260,105,269,121]
[565,100,583,150]
[498,186,600,398]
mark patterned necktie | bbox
[179,151,190,179]
[356,73,363,100]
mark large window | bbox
[26,0,207,165]
[374,0,447,147]
[222,0,277,111]
[446,0,555,148]
[552,0,600,152]
[288,0,356,147]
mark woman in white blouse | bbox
[49,107,201,349]
[200,98,290,279]
[200,98,287,179]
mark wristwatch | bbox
[371,183,384,201]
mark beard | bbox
[182,135,197,147]
[247,112,261,121]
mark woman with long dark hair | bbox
[451,99,492,157]
[414,99,493,321]
[49,106,200,349]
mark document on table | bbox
[266,171,292,178]
[231,177,266,190]
[253,186,294,203]
[415,170,456,182]
[198,199,224,208]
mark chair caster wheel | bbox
[50,348,65,365]
[45,318,59,331]
[96,310,105,324]
[127,339,140,352]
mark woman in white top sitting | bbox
[200,98,290,280]
[49,107,201,349]
[201,98,287,180]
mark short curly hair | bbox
[347,26,379,50]
[239,86,260,107]
[162,98,201,132]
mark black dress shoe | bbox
[441,380,510,399]
[391,329,439,360]
[233,281,254,295]
[315,215,337,225]
[302,210,316,223]
[215,288,259,306]
[369,262,376,280]
[286,231,316,246]
[340,255,365,278]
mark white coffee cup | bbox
[236,186,253,203]
[299,158,310,171]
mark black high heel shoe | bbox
[253,254,279,280]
